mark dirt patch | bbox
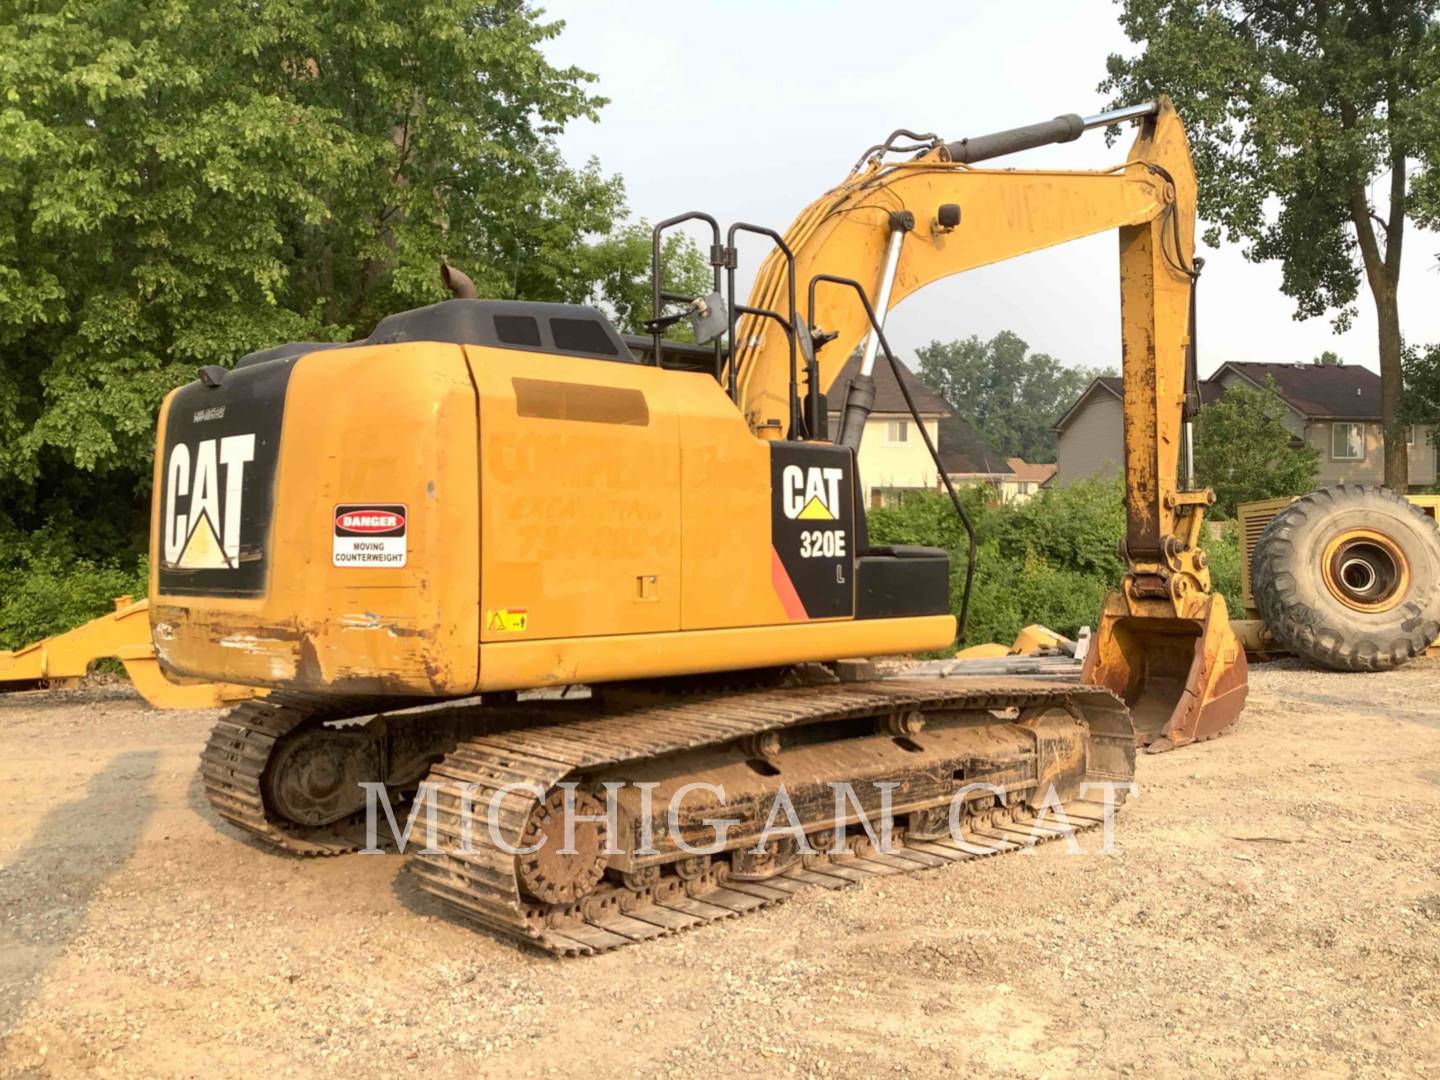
[3,659,1440,1077]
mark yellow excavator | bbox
[152,98,1245,955]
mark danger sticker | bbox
[333,503,407,567]
[486,608,528,633]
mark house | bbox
[1003,458,1057,502]
[1208,362,1435,487]
[827,352,1028,507]
[1052,361,1437,489]
[1053,376,1223,485]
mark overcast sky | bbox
[540,0,1439,378]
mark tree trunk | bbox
[1375,283,1408,490]
[1347,168,1406,491]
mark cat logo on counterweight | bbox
[162,434,256,570]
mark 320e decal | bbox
[769,444,855,620]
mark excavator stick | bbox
[1084,590,1248,752]
[1066,100,1248,753]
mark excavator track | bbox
[200,694,409,855]
[410,677,1133,956]
[200,692,511,856]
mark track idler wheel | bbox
[262,727,380,827]
[516,789,609,904]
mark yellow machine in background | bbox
[0,596,261,709]
[151,98,1243,955]
[1239,487,1440,667]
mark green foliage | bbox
[1203,520,1244,617]
[1402,340,1440,434]
[867,479,1125,646]
[589,227,711,338]
[1194,379,1319,518]
[1314,350,1343,367]
[915,332,1113,463]
[1103,1,1437,328]
[866,478,1244,648]
[0,514,148,650]
[0,0,708,649]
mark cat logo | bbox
[162,434,256,570]
[780,464,844,521]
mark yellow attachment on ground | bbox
[0,596,261,710]
[955,624,1069,660]
[953,642,1010,660]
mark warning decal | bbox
[333,504,407,567]
[486,609,528,633]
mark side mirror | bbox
[688,291,728,345]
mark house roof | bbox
[822,352,1009,475]
[826,350,952,416]
[1007,458,1057,484]
[938,415,1012,476]
[1051,372,1230,433]
[1213,361,1381,419]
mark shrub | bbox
[869,477,1242,648]
[868,478,1126,647]
[0,520,148,651]
[1201,520,1244,617]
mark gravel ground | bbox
[2,660,1440,1078]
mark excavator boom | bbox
[729,98,1246,750]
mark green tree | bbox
[1102,1,1440,489]
[0,0,706,647]
[1314,350,1343,366]
[915,331,1113,463]
[1402,340,1440,439]
[1194,380,1320,517]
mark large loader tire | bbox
[1252,485,1440,672]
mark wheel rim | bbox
[1321,528,1410,612]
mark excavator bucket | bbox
[1082,590,1248,753]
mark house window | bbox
[886,419,908,444]
[1407,425,1416,446]
[1331,422,1364,461]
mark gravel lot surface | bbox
[3,659,1440,1078]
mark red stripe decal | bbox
[770,547,809,622]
